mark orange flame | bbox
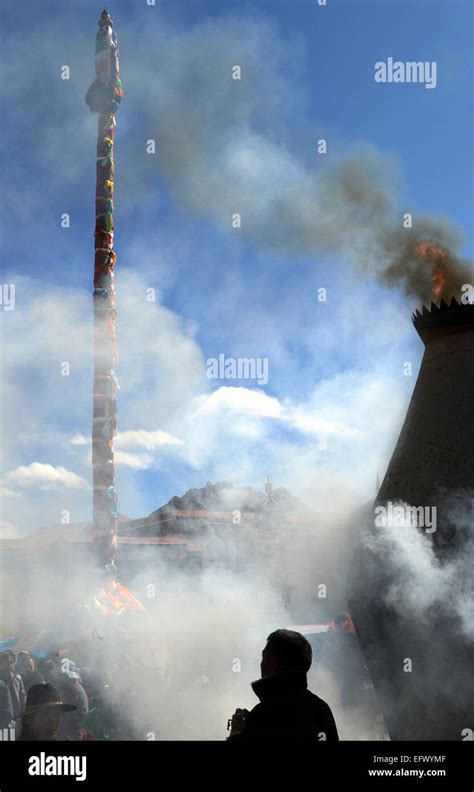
[85,580,145,617]
[414,241,448,299]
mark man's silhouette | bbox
[228,629,338,740]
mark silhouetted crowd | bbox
[0,645,135,741]
[0,630,341,741]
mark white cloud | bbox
[190,387,282,420]
[115,430,184,451]
[0,487,21,499]
[284,405,363,440]
[189,385,362,441]
[71,429,184,471]
[0,521,18,538]
[71,429,183,450]
[5,463,89,491]
[70,434,89,446]
[114,451,154,471]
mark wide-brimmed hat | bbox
[15,683,76,720]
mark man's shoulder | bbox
[305,690,336,717]
[240,690,338,741]
[248,689,333,721]
[305,690,339,739]
[306,689,331,708]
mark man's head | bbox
[260,629,312,678]
[18,653,35,676]
[0,651,14,682]
[38,659,54,681]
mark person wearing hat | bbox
[18,683,76,741]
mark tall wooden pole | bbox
[85,10,124,572]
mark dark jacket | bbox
[231,671,339,741]
[3,673,26,719]
[0,680,13,728]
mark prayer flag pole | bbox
[85,9,124,572]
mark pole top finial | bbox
[99,9,113,28]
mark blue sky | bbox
[0,0,472,534]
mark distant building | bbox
[0,480,350,636]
